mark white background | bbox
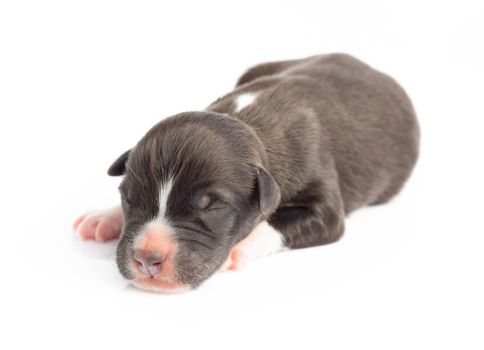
[1,1,483,349]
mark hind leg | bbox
[236,59,303,86]
[370,173,412,206]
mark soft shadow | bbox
[123,283,191,296]
[71,233,118,260]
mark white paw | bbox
[218,221,285,272]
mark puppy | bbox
[74,54,419,293]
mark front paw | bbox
[218,221,284,272]
[73,206,123,242]
[219,246,248,272]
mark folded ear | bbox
[255,166,281,217]
[107,150,131,176]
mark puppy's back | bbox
[288,54,419,211]
[212,54,420,213]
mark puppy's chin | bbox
[126,260,192,294]
[132,278,191,294]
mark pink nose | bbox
[134,250,165,277]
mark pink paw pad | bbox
[219,246,248,272]
[73,207,123,242]
[218,221,284,272]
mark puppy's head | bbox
[109,112,280,292]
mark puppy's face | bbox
[109,112,280,292]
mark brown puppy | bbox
[74,54,419,292]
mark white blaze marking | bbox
[133,178,175,250]
[157,178,173,220]
[235,92,258,112]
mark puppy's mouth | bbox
[121,224,193,293]
[128,256,190,293]
[132,276,190,293]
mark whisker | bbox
[177,238,212,250]
[173,223,218,240]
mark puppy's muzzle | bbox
[133,250,166,277]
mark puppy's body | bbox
[76,54,419,292]
[208,53,419,248]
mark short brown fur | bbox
[112,53,419,287]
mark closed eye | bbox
[193,187,243,217]
[202,203,227,212]
[196,194,229,212]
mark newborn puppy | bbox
[74,54,419,293]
